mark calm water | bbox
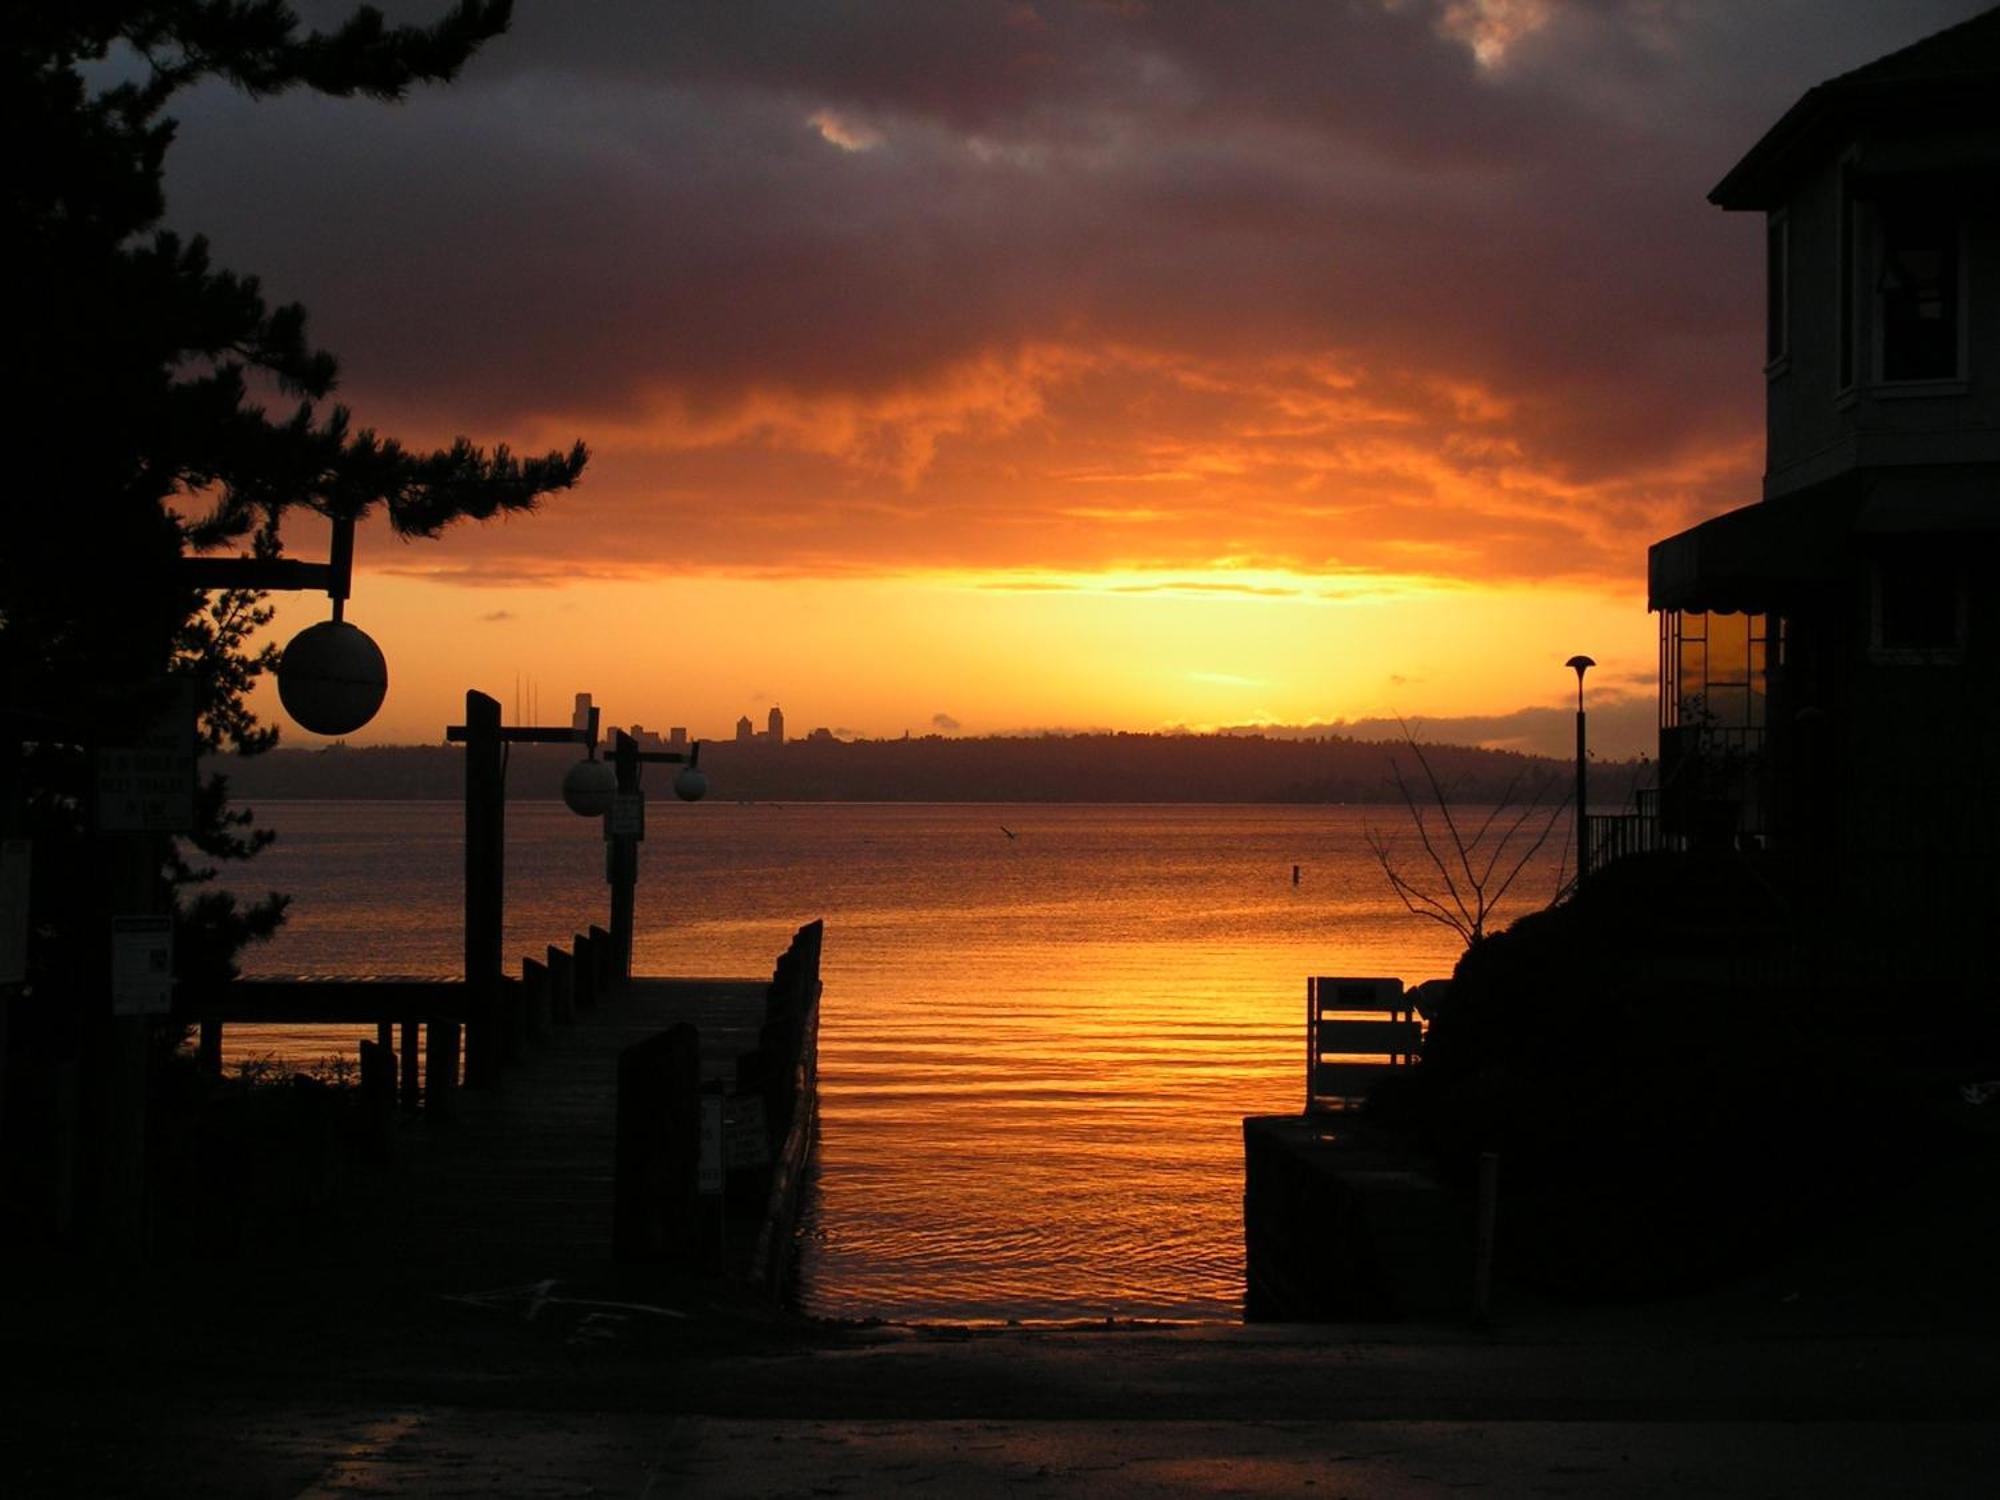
[220,800,1568,1322]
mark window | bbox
[1765,215,1788,366]
[1877,203,1961,382]
[1658,610,1774,842]
[1664,610,1771,736]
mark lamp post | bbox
[70,514,389,1254]
[180,512,388,737]
[444,692,608,1096]
[606,730,706,983]
[1566,655,1595,887]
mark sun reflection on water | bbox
[227,801,1563,1322]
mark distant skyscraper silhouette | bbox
[736,714,754,745]
[768,705,785,746]
[572,692,594,737]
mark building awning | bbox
[1648,470,1997,613]
[1854,472,2000,534]
[1647,488,1857,614]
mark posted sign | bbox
[697,1093,725,1195]
[607,791,645,840]
[722,1095,770,1169]
[111,914,174,1015]
[96,687,196,833]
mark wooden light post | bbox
[444,692,603,1097]
[55,514,387,1255]
[607,730,706,983]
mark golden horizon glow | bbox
[244,557,1658,757]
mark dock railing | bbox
[182,922,621,1114]
[612,919,824,1298]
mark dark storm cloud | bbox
[162,1,1995,580]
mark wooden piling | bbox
[400,1018,420,1111]
[613,1021,702,1261]
[588,924,612,1004]
[461,689,503,1090]
[358,1038,396,1161]
[572,933,595,1012]
[1473,1151,1500,1325]
[522,957,550,1042]
[547,945,574,1025]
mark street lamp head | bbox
[1565,653,1596,714]
[672,765,708,803]
[277,619,388,736]
[561,756,618,817]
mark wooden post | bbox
[198,1019,223,1076]
[358,1038,396,1161]
[87,828,159,1259]
[589,923,615,998]
[573,932,595,1011]
[609,732,639,985]
[455,689,503,1097]
[499,975,525,1063]
[400,1018,420,1111]
[1473,1151,1500,1325]
[614,1022,701,1261]
[523,956,550,1042]
[548,945,574,1026]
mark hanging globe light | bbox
[673,764,708,802]
[562,755,618,817]
[276,619,388,736]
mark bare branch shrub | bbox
[1365,723,1571,947]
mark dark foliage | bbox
[1388,852,1958,1299]
[2,4,585,1001]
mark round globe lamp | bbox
[673,766,708,803]
[277,619,388,736]
[562,756,619,817]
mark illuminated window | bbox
[1663,610,1770,736]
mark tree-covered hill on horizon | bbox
[208,731,1648,806]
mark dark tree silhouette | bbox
[4,3,585,992]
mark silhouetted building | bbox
[735,714,754,745]
[1644,10,2000,940]
[669,726,687,752]
[768,704,785,746]
[571,692,594,739]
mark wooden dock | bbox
[183,923,824,1303]
[336,977,769,1277]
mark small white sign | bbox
[96,686,197,833]
[607,791,645,840]
[722,1094,770,1169]
[111,914,174,1015]
[697,1093,724,1195]
[0,839,28,986]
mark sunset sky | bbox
[161,1,1988,757]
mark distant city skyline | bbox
[294,679,1658,762]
